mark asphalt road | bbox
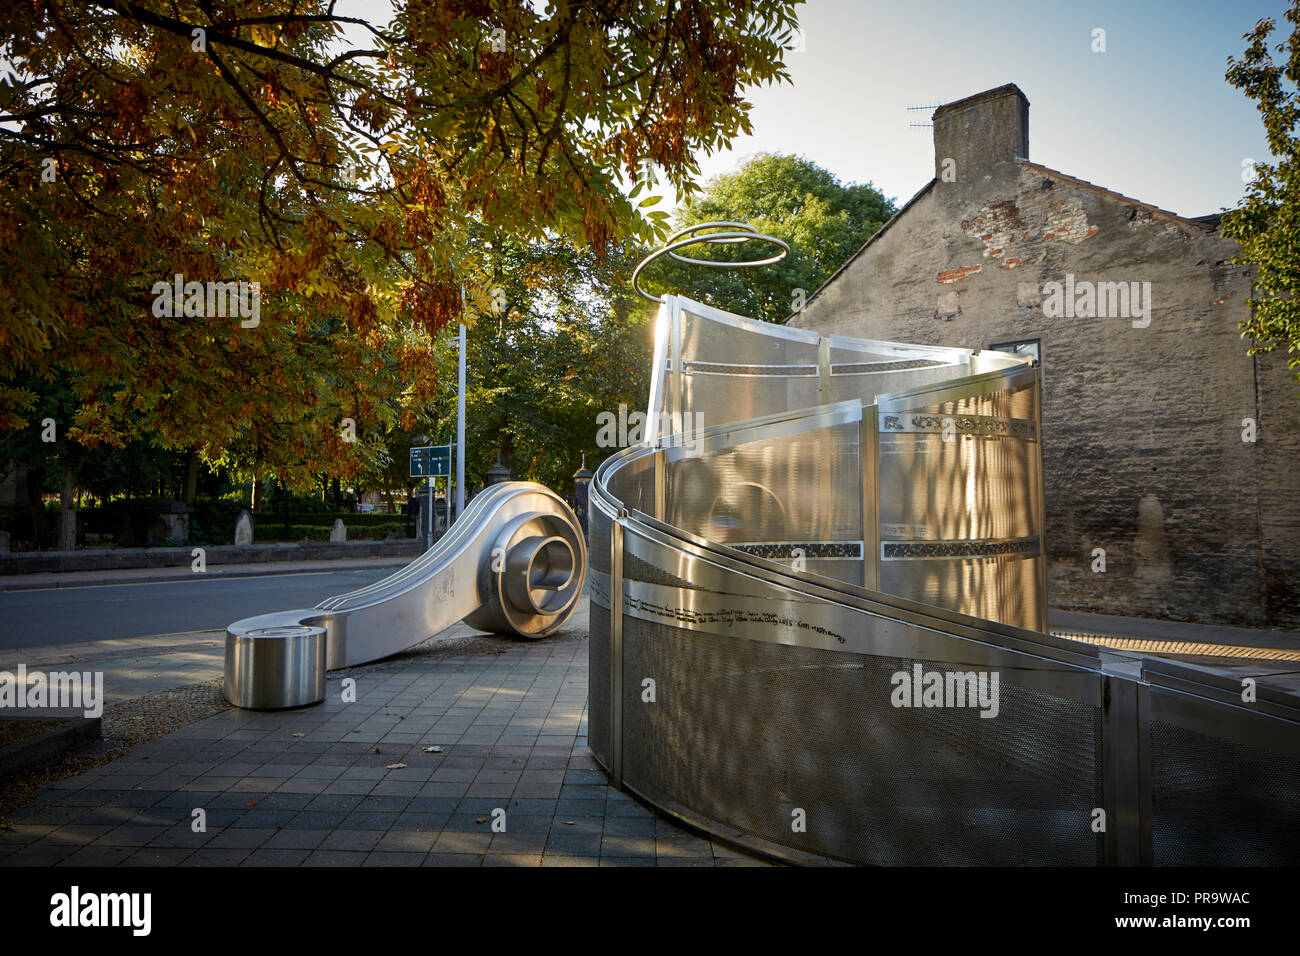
[0,568,398,649]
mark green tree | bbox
[640,153,894,322]
[0,373,84,548]
[1224,5,1300,380]
[425,235,654,494]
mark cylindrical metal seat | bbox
[224,625,327,709]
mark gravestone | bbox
[234,510,254,546]
[329,518,347,543]
[152,502,192,546]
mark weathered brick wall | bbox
[793,86,1300,628]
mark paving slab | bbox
[0,604,772,867]
[11,598,1280,867]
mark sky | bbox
[340,0,1292,219]
[692,0,1291,218]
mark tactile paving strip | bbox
[1052,632,1300,662]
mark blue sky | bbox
[696,0,1292,218]
[342,0,1292,218]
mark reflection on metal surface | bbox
[590,288,1300,867]
[224,625,326,709]
[225,481,586,709]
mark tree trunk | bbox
[182,448,199,506]
[280,481,290,539]
[252,475,263,513]
[59,462,76,551]
[25,459,49,548]
[501,429,516,479]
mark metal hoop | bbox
[632,221,790,303]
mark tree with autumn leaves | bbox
[0,0,800,538]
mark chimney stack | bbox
[933,84,1029,186]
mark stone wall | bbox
[793,84,1300,628]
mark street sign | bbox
[410,445,453,479]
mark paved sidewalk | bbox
[4,599,1292,868]
[0,618,499,705]
[0,611,771,867]
[0,632,224,706]
[0,554,417,593]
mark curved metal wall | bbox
[589,295,1300,866]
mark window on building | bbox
[988,337,1041,368]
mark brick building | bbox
[792,83,1300,628]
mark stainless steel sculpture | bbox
[589,223,1300,866]
[225,481,586,708]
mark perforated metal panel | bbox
[1150,718,1300,866]
[586,294,1300,867]
[619,616,1102,865]
[587,512,612,767]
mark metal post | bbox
[456,323,466,520]
[862,413,880,591]
[1100,663,1147,866]
[425,475,433,550]
[818,336,830,405]
[609,517,624,787]
[670,297,682,427]
[1034,371,1050,634]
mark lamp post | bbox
[573,452,593,537]
[456,323,466,520]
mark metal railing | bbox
[587,288,1300,866]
